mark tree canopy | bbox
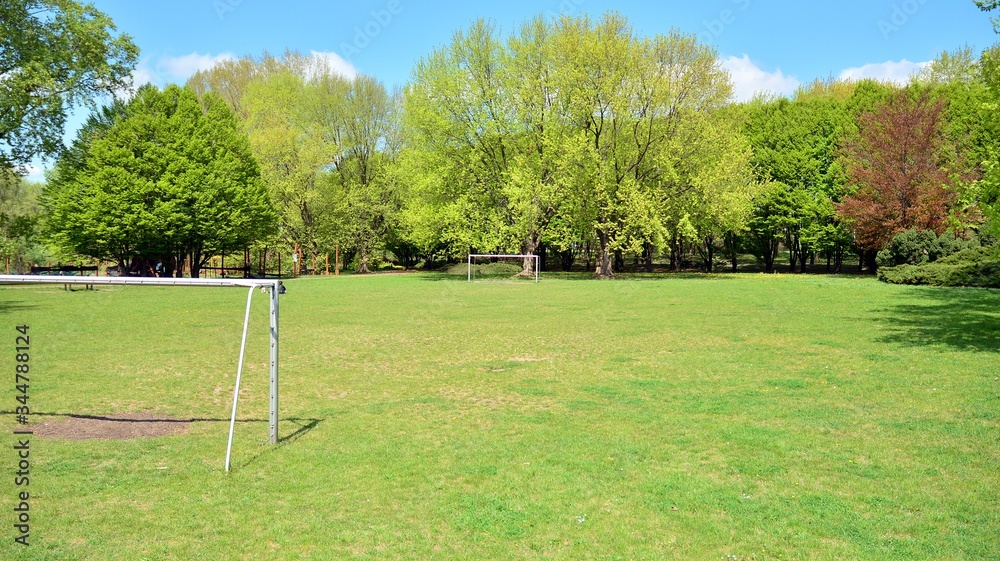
[0,0,138,171]
[44,84,276,276]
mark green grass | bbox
[1,273,998,559]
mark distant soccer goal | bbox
[467,254,539,283]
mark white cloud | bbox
[25,165,45,183]
[131,52,235,88]
[721,55,801,102]
[308,50,358,80]
[838,59,930,85]
[160,52,234,79]
[130,51,358,89]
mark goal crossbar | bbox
[0,275,281,471]
[467,254,539,283]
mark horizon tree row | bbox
[9,10,1000,277]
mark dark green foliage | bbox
[875,228,979,268]
[43,85,277,276]
[878,246,1000,287]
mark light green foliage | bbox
[0,170,47,269]
[320,76,401,273]
[44,85,275,275]
[243,68,339,254]
[0,0,137,170]
[975,0,1000,32]
[202,53,401,270]
[975,45,1000,237]
[658,107,758,271]
[406,14,739,276]
[404,18,568,273]
[552,15,733,275]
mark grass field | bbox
[1,273,998,559]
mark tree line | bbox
[3,5,1000,278]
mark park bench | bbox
[30,265,99,290]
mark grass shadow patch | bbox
[873,287,1000,352]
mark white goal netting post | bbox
[467,254,539,283]
[0,275,281,472]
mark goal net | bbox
[467,254,539,283]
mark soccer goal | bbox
[467,254,539,283]
[0,274,282,472]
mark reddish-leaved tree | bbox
[837,90,970,254]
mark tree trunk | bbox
[764,238,777,273]
[864,249,878,274]
[707,241,715,273]
[357,246,372,274]
[520,238,538,277]
[643,241,654,273]
[190,249,202,278]
[595,231,614,278]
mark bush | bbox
[876,229,937,268]
[875,228,979,269]
[878,247,1000,288]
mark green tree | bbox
[975,0,1000,32]
[0,170,46,271]
[321,76,402,273]
[242,69,339,258]
[553,14,732,276]
[743,90,850,272]
[0,0,138,171]
[977,44,1000,237]
[405,17,571,275]
[44,85,275,276]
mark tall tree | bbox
[977,44,1000,237]
[321,75,401,273]
[837,90,975,261]
[405,17,568,275]
[44,85,276,276]
[553,14,732,276]
[0,0,138,171]
[242,68,339,257]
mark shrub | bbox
[876,229,938,268]
[876,228,980,269]
[878,247,1000,288]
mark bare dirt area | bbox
[31,412,189,440]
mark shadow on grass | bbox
[0,300,37,315]
[4,411,323,443]
[873,287,1000,353]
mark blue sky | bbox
[26,0,999,181]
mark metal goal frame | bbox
[0,275,281,471]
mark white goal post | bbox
[0,275,281,472]
[467,254,539,283]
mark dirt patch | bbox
[31,413,189,440]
